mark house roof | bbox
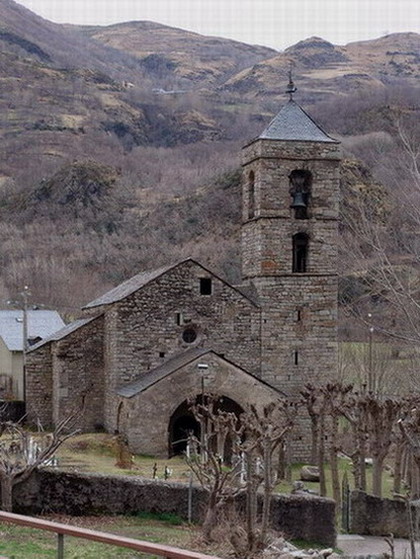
[117,348,285,398]
[27,316,99,353]
[258,100,337,143]
[84,258,259,310]
[0,310,65,351]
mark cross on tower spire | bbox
[285,64,297,100]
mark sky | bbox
[15,0,420,50]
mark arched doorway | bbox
[168,395,244,458]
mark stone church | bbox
[26,86,340,459]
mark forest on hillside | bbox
[0,0,418,351]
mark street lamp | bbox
[197,363,209,463]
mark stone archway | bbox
[168,395,244,458]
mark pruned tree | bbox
[0,412,79,511]
[365,395,402,497]
[185,395,244,543]
[241,401,295,553]
[321,382,353,505]
[398,404,420,499]
[185,395,295,556]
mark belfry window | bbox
[248,170,255,219]
[289,170,312,220]
[293,233,309,273]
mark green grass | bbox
[0,515,200,559]
[57,434,396,500]
[276,458,395,499]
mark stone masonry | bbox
[25,96,340,461]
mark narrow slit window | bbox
[293,233,309,273]
[297,309,302,322]
[294,351,299,365]
[200,278,212,295]
[176,312,182,325]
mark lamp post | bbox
[197,363,209,463]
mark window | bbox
[159,352,165,358]
[248,170,255,219]
[289,169,312,220]
[293,233,309,273]
[296,309,302,322]
[182,327,197,344]
[294,351,299,365]
[200,278,212,295]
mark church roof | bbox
[117,348,285,398]
[117,347,209,397]
[84,263,176,309]
[84,258,259,309]
[258,100,337,143]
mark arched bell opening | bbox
[168,395,244,460]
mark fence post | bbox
[57,533,64,559]
[341,472,350,532]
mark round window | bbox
[182,327,197,344]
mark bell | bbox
[290,192,307,209]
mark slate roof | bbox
[83,262,180,309]
[258,100,337,143]
[84,258,259,310]
[117,348,285,398]
[0,310,65,351]
[27,316,98,353]
[117,347,209,398]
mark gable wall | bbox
[102,261,261,431]
[121,352,280,456]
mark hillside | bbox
[0,0,418,321]
[223,34,420,104]
[74,20,277,88]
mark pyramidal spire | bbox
[258,70,337,143]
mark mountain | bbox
[73,20,277,88]
[0,0,418,314]
[223,34,420,103]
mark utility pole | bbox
[20,285,30,403]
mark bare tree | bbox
[0,413,79,512]
[185,396,244,543]
[185,396,294,556]
[365,395,402,497]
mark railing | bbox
[0,511,222,559]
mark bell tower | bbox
[241,76,340,398]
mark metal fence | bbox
[0,511,222,559]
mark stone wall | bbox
[350,490,420,538]
[122,351,284,456]
[240,136,339,462]
[13,469,336,546]
[51,315,105,430]
[101,260,262,432]
[26,343,54,427]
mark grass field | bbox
[0,513,207,559]
[56,433,396,500]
